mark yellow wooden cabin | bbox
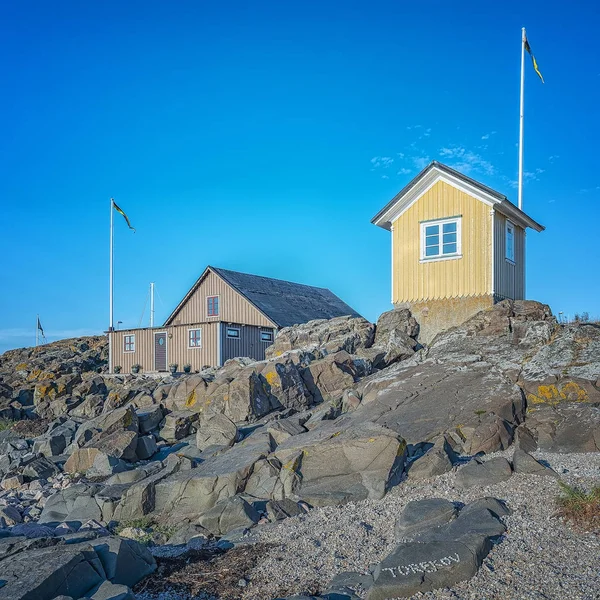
[371,161,544,342]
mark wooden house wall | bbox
[391,180,493,303]
[493,211,526,300]
[110,322,220,373]
[220,323,276,363]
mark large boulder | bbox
[265,315,376,358]
[196,413,238,451]
[274,421,406,506]
[197,495,260,536]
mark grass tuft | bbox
[556,481,600,532]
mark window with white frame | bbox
[207,296,219,317]
[124,334,135,353]
[260,330,273,343]
[188,328,202,348]
[226,327,240,339]
[506,221,515,262]
[420,217,461,260]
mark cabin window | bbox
[420,217,461,260]
[226,327,240,339]
[207,296,219,316]
[506,221,515,262]
[261,331,273,343]
[188,328,202,348]
[124,334,135,353]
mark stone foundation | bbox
[397,295,496,344]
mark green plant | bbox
[556,481,600,532]
[114,365,122,374]
[0,419,15,432]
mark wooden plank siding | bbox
[110,322,220,373]
[169,271,275,328]
[493,210,525,300]
[391,180,493,303]
[221,324,275,363]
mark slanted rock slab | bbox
[456,457,512,488]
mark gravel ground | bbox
[239,449,600,600]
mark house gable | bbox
[164,268,276,328]
[372,161,544,233]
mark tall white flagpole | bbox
[518,26,526,211]
[150,282,155,328]
[109,198,114,373]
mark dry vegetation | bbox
[556,481,600,533]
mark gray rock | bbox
[85,580,135,600]
[267,418,307,445]
[0,543,105,599]
[266,498,306,522]
[196,413,238,451]
[367,538,490,600]
[459,497,511,519]
[159,411,198,442]
[135,435,158,460]
[136,405,164,434]
[39,483,103,525]
[407,437,455,481]
[0,505,22,526]
[515,424,538,452]
[455,457,512,488]
[84,536,156,589]
[274,421,406,507]
[10,523,56,538]
[395,498,458,541]
[512,448,558,477]
[198,495,260,536]
[22,456,60,480]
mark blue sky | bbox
[1,0,599,353]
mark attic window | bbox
[506,221,515,262]
[207,296,219,317]
[420,217,462,261]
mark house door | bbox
[154,332,167,371]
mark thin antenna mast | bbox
[150,282,155,328]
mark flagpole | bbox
[109,198,114,373]
[518,27,526,211]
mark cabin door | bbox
[154,332,167,371]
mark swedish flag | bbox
[524,33,544,83]
[112,200,135,231]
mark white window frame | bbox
[188,328,202,349]
[123,334,135,353]
[260,330,273,343]
[419,216,462,262]
[207,295,220,317]
[226,327,240,339]
[505,220,515,263]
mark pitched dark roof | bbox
[210,267,362,328]
[164,266,363,328]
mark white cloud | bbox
[370,156,394,169]
[0,327,101,345]
[548,155,559,163]
[438,147,495,176]
[397,168,412,175]
[397,152,405,159]
[481,131,497,140]
[381,175,389,179]
[412,156,431,170]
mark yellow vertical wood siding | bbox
[493,211,525,300]
[110,322,220,373]
[171,271,274,327]
[392,180,492,303]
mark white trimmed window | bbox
[420,217,461,260]
[188,328,202,348]
[506,221,515,262]
[226,327,240,339]
[124,334,135,353]
[260,330,273,343]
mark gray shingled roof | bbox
[210,267,362,328]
